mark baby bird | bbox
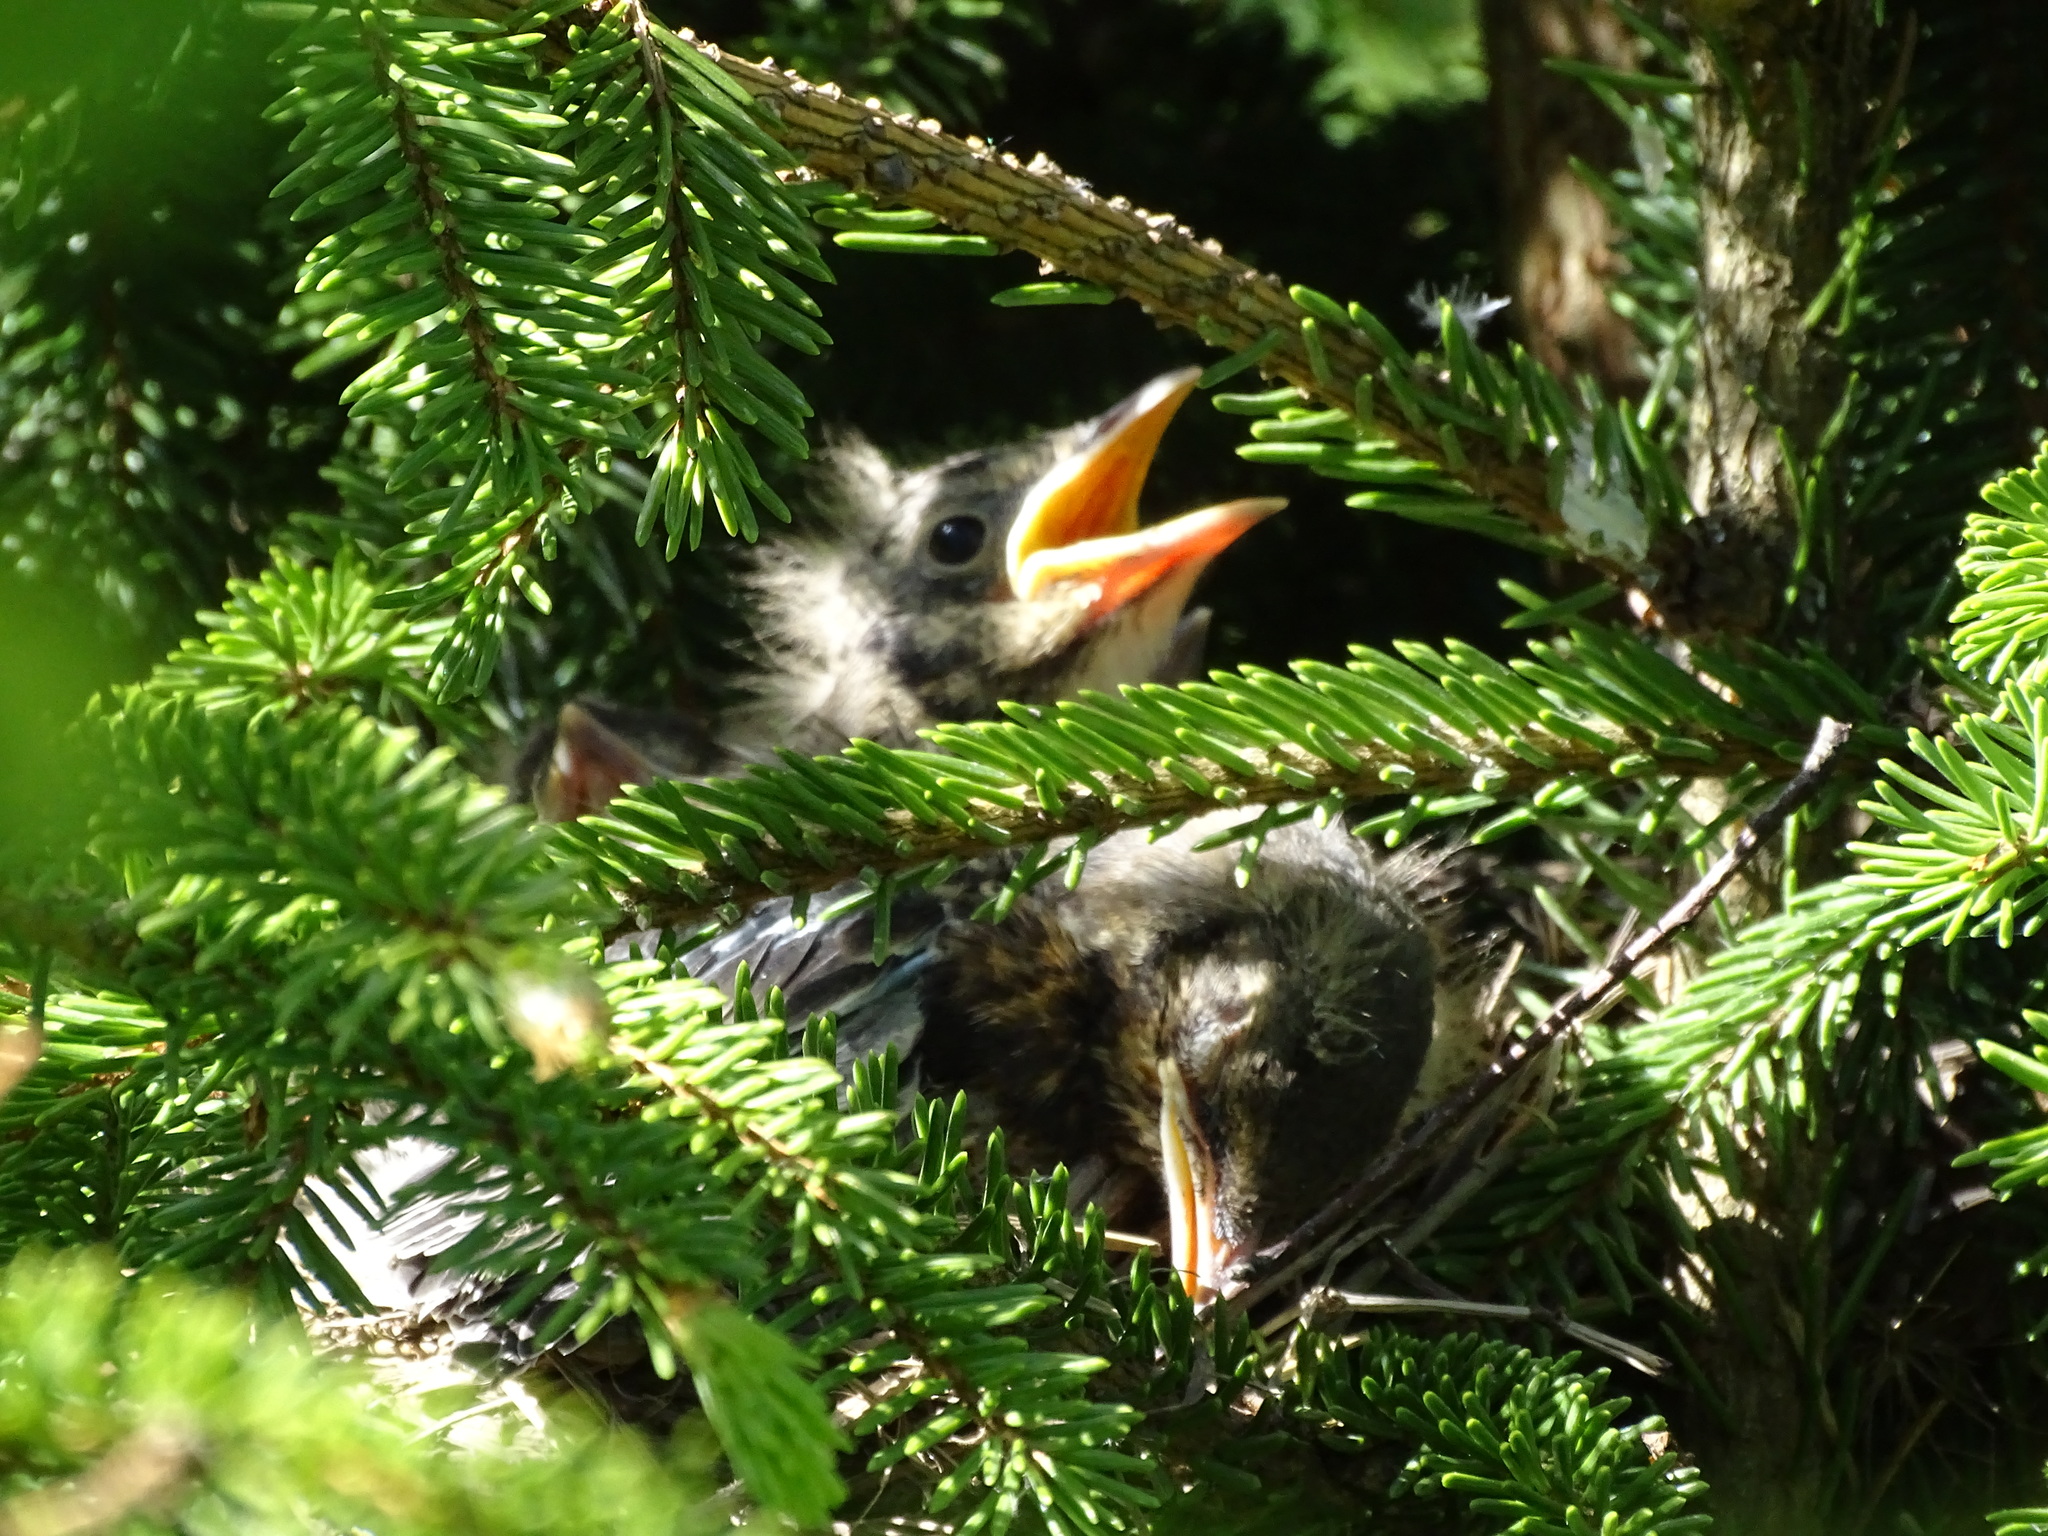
[725,366,1279,756]
[917,816,1440,1303]
[522,368,1280,818]
[314,812,1445,1432]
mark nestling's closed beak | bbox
[533,702,656,824]
[1007,368,1284,613]
[1157,1057,1245,1305]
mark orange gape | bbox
[1005,367,1282,613]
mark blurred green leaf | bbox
[1209,0,1486,141]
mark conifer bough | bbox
[445,1,1637,580]
[704,42,1579,553]
[576,620,1874,940]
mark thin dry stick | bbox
[1312,1290,1671,1377]
[0,949,50,1106]
[1257,1092,1554,1342]
[1369,1235,1668,1373]
[1226,716,1855,1307]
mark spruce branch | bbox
[270,7,623,696]
[1964,1010,2048,1193]
[364,22,528,447]
[1953,446,2048,685]
[1434,735,2023,1315]
[573,628,1879,938]
[599,734,1753,940]
[544,1,831,552]
[1853,686,2048,947]
[605,980,919,1247]
[695,41,1580,550]
[80,699,861,1517]
[616,1039,843,1209]
[647,1036,1158,1535]
[822,1262,1152,1535]
[1292,1328,1708,1530]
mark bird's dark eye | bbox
[926,515,987,565]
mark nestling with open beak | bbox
[917,815,1440,1305]
[519,369,1282,818]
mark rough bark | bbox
[1481,0,1647,396]
[1661,0,1875,638]
[1670,11,1877,1521]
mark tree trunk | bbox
[1668,4,1877,1530]
[1660,0,1874,638]
[1481,0,1646,397]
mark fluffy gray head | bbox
[718,427,1101,755]
[719,367,1268,758]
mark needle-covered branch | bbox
[694,37,1617,566]
[573,625,1882,937]
[434,0,1676,581]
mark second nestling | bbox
[912,815,1446,1305]
[682,812,1464,1308]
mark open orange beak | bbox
[1158,1057,1241,1306]
[1006,367,1284,616]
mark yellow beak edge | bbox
[1005,368,1284,616]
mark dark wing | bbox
[680,877,978,1095]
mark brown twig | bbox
[1308,1287,1672,1377]
[1225,715,1854,1306]
[1351,1235,1669,1374]
[0,1424,203,1536]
